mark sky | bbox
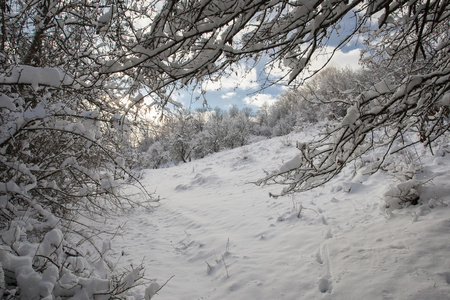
[178,47,362,112]
[172,12,366,113]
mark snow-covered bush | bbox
[0,62,151,300]
[146,141,172,169]
[0,1,158,298]
[0,218,148,299]
[384,179,423,211]
[379,147,429,211]
[222,111,252,148]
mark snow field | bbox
[104,130,450,299]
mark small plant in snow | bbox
[240,146,250,161]
[380,149,430,211]
[383,178,429,212]
[205,239,232,279]
[281,135,293,147]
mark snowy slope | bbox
[106,128,450,300]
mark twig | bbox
[205,261,213,274]
[222,255,229,278]
[154,275,175,296]
[297,204,303,218]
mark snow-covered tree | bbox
[223,107,252,148]
[257,1,449,195]
[272,67,368,127]
[254,103,273,137]
[300,67,366,120]
[0,1,155,297]
[201,108,227,153]
[167,110,199,163]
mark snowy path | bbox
[105,132,450,299]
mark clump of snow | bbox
[0,65,73,90]
[439,92,450,106]
[101,177,120,192]
[120,267,143,291]
[341,105,359,126]
[24,103,47,119]
[145,282,161,300]
[278,154,303,173]
[0,94,16,110]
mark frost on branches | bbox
[257,0,450,196]
[0,0,155,298]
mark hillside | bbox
[105,127,450,299]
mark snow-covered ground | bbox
[106,128,450,299]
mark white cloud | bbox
[264,47,362,85]
[241,48,361,108]
[309,47,362,72]
[264,60,289,81]
[330,48,362,69]
[243,93,277,107]
[202,64,259,92]
[221,92,236,99]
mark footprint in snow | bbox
[440,271,450,284]
[175,184,189,191]
[318,276,333,293]
[315,242,334,294]
[325,227,333,239]
[315,249,324,265]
